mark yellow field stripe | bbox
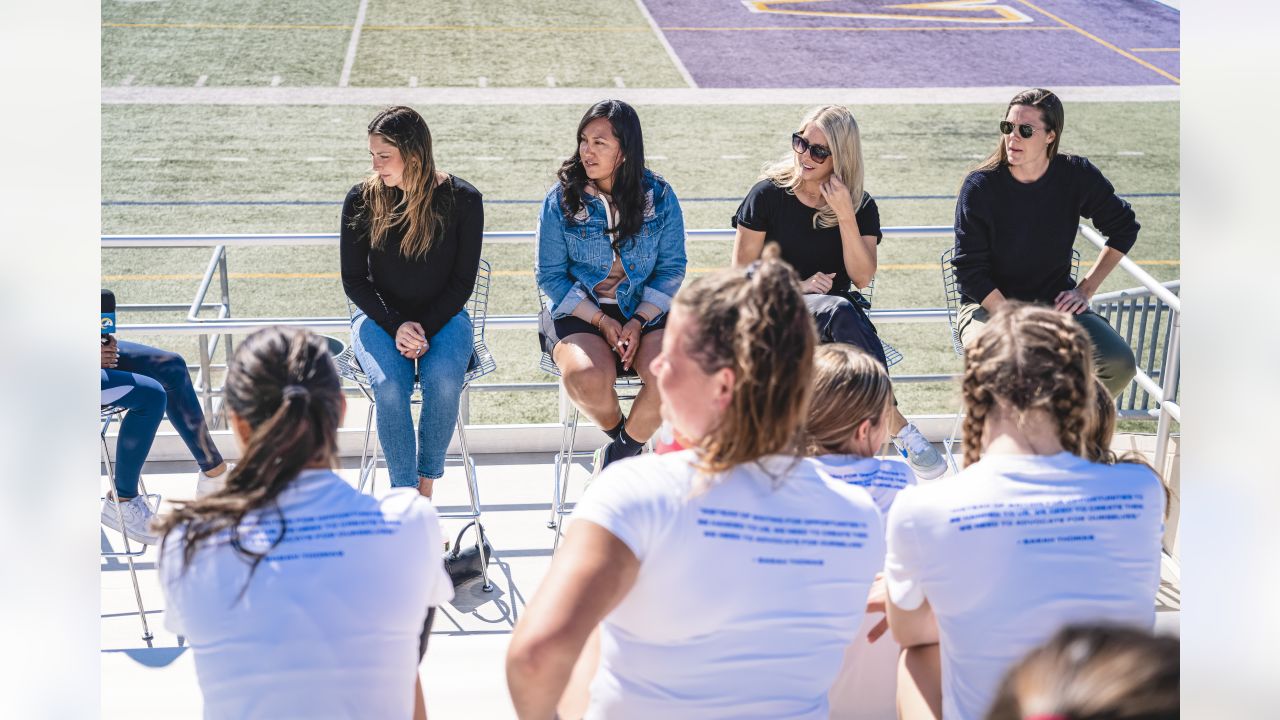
[103,260,1182,282]
[663,25,1068,32]
[103,22,651,33]
[1014,0,1179,84]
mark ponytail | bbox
[156,328,344,586]
[674,243,816,478]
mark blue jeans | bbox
[352,310,473,487]
[115,340,224,471]
[101,369,166,498]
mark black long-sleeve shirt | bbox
[951,154,1139,305]
[340,177,483,339]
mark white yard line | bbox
[194,75,208,87]
[270,75,282,87]
[101,85,1180,106]
[631,0,697,88]
[338,0,370,87]
[409,76,418,88]
[614,76,626,88]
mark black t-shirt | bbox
[732,179,883,296]
[339,176,484,339]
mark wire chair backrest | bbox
[940,247,1080,357]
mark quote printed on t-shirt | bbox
[948,494,1147,546]
[219,510,406,562]
[697,506,872,566]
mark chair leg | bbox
[357,389,378,494]
[102,429,153,641]
[942,405,964,476]
[552,408,581,554]
[548,405,577,529]
[455,413,493,592]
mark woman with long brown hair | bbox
[952,88,1139,397]
[341,105,483,498]
[157,328,453,719]
[535,99,687,480]
[882,303,1165,720]
[509,247,885,720]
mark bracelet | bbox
[632,312,650,326]
[590,310,605,329]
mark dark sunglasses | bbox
[999,121,1041,139]
[791,133,831,163]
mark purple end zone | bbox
[643,0,1179,88]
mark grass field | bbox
[102,0,687,88]
[101,101,1179,424]
[100,0,1179,427]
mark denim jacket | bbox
[535,170,687,324]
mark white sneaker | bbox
[196,465,231,499]
[101,494,161,545]
[892,423,948,480]
[585,444,612,492]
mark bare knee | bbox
[561,359,616,401]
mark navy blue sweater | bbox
[951,155,1139,305]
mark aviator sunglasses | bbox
[791,133,831,163]
[999,120,1042,139]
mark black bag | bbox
[443,521,492,588]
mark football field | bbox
[100,0,1180,425]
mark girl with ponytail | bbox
[881,303,1166,720]
[509,246,886,720]
[157,328,453,720]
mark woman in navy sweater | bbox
[951,88,1138,396]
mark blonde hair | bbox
[762,105,866,229]
[986,624,1179,720]
[673,243,816,478]
[962,303,1096,467]
[806,344,894,456]
[359,106,448,260]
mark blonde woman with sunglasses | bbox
[951,88,1139,397]
[731,104,946,481]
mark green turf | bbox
[101,0,687,88]
[102,101,1178,425]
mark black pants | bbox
[805,293,888,368]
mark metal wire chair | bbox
[854,277,903,369]
[100,404,159,641]
[334,258,497,591]
[537,289,645,552]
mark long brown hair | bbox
[673,243,816,476]
[974,88,1065,173]
[986,624,1179,720]
[1085,377,1169,514]
[156,328,344,585]
[357,106,449,260]
[961,302,1095,467]
[806,344,894,456]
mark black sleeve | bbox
[1077,157,1140,254]
[856,193,883,244]
[951,175,998,304]
[417,606,436,661]
[731,179,777,232]
[417,187,484,340]
[339,185,405,336]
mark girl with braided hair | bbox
[157,328,453,720]
[509,246,885,720]
[881,303,1165,720]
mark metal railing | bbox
[104,224,1180,465]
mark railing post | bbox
[1153,312,1180,479]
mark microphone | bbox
[102,289,117,339]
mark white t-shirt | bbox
[160,470,454,719]
[810,455,914,719]
[811,454,916,519]
[572,450,886,720]
[884,453,1165,720]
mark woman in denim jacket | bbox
[536,99,687,478]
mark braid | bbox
[961,302,1096,463]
